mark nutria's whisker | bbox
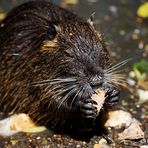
[58,84,79,109]
[110,75,126,79]
[77,85,85,100]
[103,59,131,87]
[105,59,131,74]
[30,78,77,86]
[67,86,79,109]
[41,85,61,101]
[70,85,83,108]
[105,73,126,80]
[105,77,127,86]
[105,70,126,75]
[42,82,79,103]
[83,83,91,98]
[104,72,127,87]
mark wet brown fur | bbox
[0,1,116,139]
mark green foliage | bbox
[133,60,148,80]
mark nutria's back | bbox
[0,1,119,140]
[0,1,81,52]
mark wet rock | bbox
[105,110,144,141]
[127,78,136,86]
[23,126,46,133]
[118,118,144,140]
[140,145,148,148]
[109,5,118,14]
[138,89,148,101]
[94,138,110,148]
[0,113,46,136]
[129,71,136,78]
[105,110,132,129]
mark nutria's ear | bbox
[87,12,96,29]
[54,25,61,33]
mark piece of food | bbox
[91,89,106,114]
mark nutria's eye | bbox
[47,25,57,40]
[47,34,56,40]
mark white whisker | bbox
[30,78,77,86]
[69,86,81,108]
[57,84,78,109]
[105,58,131,74]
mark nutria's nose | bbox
[90,75,103,87]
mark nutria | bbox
[0,1,121,142]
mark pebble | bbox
[105,110,132,129]
[119,30,126,36]
[138,89,148,101]
[118,118,144,140]
[127,78,136,86]
[94,139,110,148]
[36,136,41,140]
[109,5,118,14]
[140,146,148,148]
[76,144,81,148]
[139,40,144,49]
[134,28,140,34]
[129,71,136,78]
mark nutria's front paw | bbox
[105,89,120,106]
[78,98,98,119]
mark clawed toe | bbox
[105,89,120,106]
[102,133,112,144]
[78,99,98,119]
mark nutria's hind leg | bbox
[92,107,113,144]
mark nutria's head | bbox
[35,20,119,107]
[56,21,110,76]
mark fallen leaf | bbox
[91,89,106,114]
